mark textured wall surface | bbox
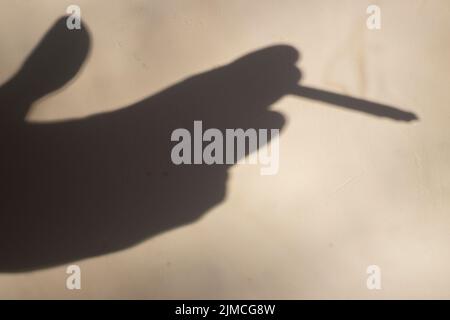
[0,0,449,299]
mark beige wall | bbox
[0,0,449,299]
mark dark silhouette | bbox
[0,17,418,272]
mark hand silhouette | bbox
[0,17,417,271]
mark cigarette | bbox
[289,85,418,122]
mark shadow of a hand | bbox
[0,17,417,271]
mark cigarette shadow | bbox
[0,17,418,272]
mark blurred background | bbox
[0,0,449,299]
